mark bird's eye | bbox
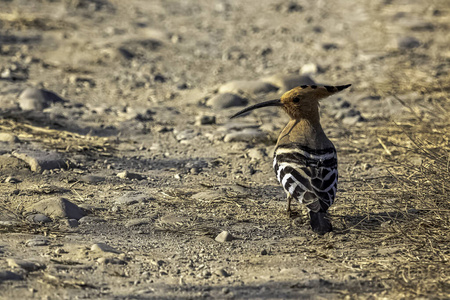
[293,97,300,103]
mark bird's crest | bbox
[281,84,351,104]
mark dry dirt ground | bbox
[0,0,449,299]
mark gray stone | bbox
[0,271,23,281]
[97,257,126,265]
[195,115,216,125]
[214,268,230,277]
[215,231,233,243]
[5,176,21,183]
[62,218,79,228]
[26,237,50,247]
[397,36,421,49]
[13,150,67,173]
[247,148,267,161]
[0,133,19,143]
[206,93,248,110]
[116,171,145,180]
[6,258,45,272]
[224,129,269,143]
[78,216,106,224]
[342,115,365,125]
[18,87,65,111]
[26,213,51,224]
[261,74,315,92]
[218,80,278,95]
[115,192,151,205]
[27,197,86,220]
[80,174,105,184]
[174,129,198,142]
[91,243,121,254]
[0,220,21,227]
[300,63,319,75]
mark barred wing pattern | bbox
[273,143,338,212]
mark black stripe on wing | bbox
[276,152,337,168]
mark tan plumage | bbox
[231,84,351,234]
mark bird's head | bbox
[230,84,351,120]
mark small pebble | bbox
[397,36,421,49]
[206,93,247,110]
[6,258,44,272]
[91,243,121,254]
[0,271,23,281]
[26,237,50,247]
[0,133,19,143]
[117,171,145,180]
[215,231,233,243]
[13,150,67,173]
[195,115,216,126]
[26,214,51,224]
[5,176,21,183]
[27,197,85,220]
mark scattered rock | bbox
[6,259,45,272]
[218,80,278,95]
[247,148,267,161]
[97,257,126,265]
[206,93,248,110]
[0,133,19,143]
[214,268,231,277]
[125,217,154,228]
[342,115,365,125]
[397,36,421,49]
[300,63,319,75]
[322,43,338,50]
[61,218,79,228]
[0,220,21,227]
[26,213,52,224]
[195,115,216,125]
[27,197,85,220]
[408,22,434,32]
[18,87,66,111]
[13,150,68,173]
[26,237,50,247]
[80,175,105,184]
[224,129,269,143]
[174,129,198,142]
[260,249,268,255]
[116,171,145,180]
[215,231,233,243]
[91,243,121,254]
[0,271,23,281]
[78,216,106,224]
[115,192,152,206]
[261,74,315,92]
[5,176,21,183]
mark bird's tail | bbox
[309,211,332,235]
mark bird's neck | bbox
[277,116,332,149]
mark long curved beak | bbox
[230,99,282,119]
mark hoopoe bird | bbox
[231,84,351,234]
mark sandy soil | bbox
[0,0,449,299]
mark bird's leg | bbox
[286,193,293,217]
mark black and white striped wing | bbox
[273,144,338,212]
